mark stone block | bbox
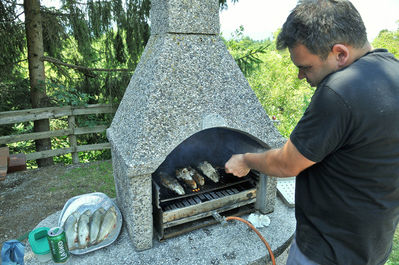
[111,147,153,251]
[150,0,220,35]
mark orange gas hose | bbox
[225,216,276,265]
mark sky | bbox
[220,0,399,41]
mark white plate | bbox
[58,192,122,255]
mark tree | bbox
[0,1,30,111]
[24,0,53,166]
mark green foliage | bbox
[47,82,93,106]
[225,27,313,137]
[372,24,399,57]
[0,1,25,79]
[1,0,240,138]
[224,26,272,76]
[248,49,313,137]
[235,45,269,76]
[0,0,240,165]
[41,7,69,57]
[0,79,31,112]
[5,122,37,168]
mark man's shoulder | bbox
[322,49,399,95]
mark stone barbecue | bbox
[106,0,286,251]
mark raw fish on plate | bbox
[58,192,123,255]
[97,206,117,243]
[89,207,105,245]
[64,211,80,250]
[77,210,91,248]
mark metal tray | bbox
[58,192,123,255]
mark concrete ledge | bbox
[24,198,295,265]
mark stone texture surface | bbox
[150,0,220,34]
[111,146,153,250]
[24,198,295,265]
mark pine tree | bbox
[24,0,53,166]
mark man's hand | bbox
[224,139,315,178]
[225,154,250,177]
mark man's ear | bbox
[331,44,350,67]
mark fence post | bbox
[68,115,79,164]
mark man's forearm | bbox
[243,149,295,178]
[225,139,315,178]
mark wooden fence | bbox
[0,104,116,164]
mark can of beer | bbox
[47,227,70,263]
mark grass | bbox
[51,160,115,198]
[387,227,399,265]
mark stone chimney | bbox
[107,0,285,251]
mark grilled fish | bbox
[160,172,185,195]
[176,168,197,189]
[198,161,220,183]
[187,167,205,186]
[89,207,105,245]
[97,206,117,243]
[64,211,80,250]
[77,210,91,249]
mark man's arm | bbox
[224,139,316,178]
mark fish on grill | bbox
[187,167,205,186]
[160,172,185,195]
[89,207,105,245]
[176,168,197,189]
[77,210,91,248]
[96,206,117,243]
[198,161,220,183]
[64,211,80,250]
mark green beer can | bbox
[47,227,70,263]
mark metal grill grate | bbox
[163,187,241,211]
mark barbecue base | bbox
[24,198,295,265]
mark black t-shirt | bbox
[290,49,399,265]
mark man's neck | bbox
[347,42,372,66]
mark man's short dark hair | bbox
[276,0,368,59]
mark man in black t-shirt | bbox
[224,0,399,264]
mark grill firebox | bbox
[153,168,259,240]
[150,127,273,240]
